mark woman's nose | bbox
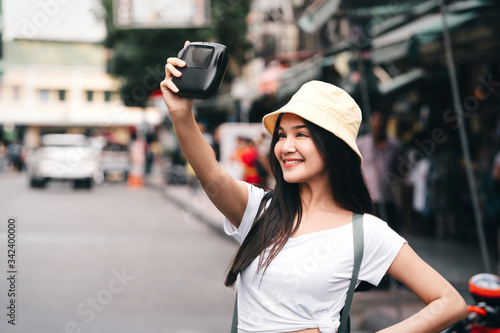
[281,137,296,153]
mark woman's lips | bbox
[283,159,304,167]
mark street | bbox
[0,173,238,333]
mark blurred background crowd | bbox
[0,0,499,260]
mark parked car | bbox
[101,143,131,182]
[27,134,102,189]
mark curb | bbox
[161,186,228,238]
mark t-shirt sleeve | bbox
[223,183,266,244]
[359,214,407,286]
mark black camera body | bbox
[172,42,228,99]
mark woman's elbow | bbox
[450,293,468,323]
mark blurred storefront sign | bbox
[113,0,210,29]
[2,0,106,43]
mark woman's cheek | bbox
[274,143,281,161]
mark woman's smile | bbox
[283,158,304,167]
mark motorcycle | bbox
[444,273,500,333]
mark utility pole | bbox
[438,0,491,273]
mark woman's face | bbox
[274,113,328,185]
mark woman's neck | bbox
[298,180,339,213]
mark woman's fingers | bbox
[166,62,182,78]
[167,57,186,68]
[163,78,179,93]
[163,57,186,93]
[159,43,195,112]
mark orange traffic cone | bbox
[127,173,144,189]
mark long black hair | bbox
[225,114,374,287]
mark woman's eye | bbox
[297,132,307,137]
[278,133,286,138]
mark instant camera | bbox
[172,42,228,99]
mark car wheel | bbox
[30,178,45,188]
[30,178,39,188]
[85,178,93,190]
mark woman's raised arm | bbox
[160,48,248,228]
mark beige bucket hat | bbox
[262,80,363,164]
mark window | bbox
[104,91,112,102]
[40,89,49,102]
[86,90,93,102]
[58,90,66,101]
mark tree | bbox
[101,0,251,107]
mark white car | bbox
[27,134,102,189]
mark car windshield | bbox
[103,143,128,152]
[41,135,91,147]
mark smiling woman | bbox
[160,49,467,333]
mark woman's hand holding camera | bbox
[160,42,194,118]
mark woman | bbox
[160,45,467,333]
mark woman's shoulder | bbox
[361,213,397,233]
[361,213,406,245]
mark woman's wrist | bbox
[169,104,195,122]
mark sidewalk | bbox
[145,166,226,236]
[145,169,496,332]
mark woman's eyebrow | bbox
[278,125,307,130]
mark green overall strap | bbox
[231,294,238,333]
[338,212,364,333]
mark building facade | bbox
[0,39,161,148]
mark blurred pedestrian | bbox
[232,136,262,185]
[357,110,402,231]
[427,141,460,238]
[0,141,8,173]
[408,151,432,235]
[254,132,272,188]
[145,143,154,175]
[7,140,23,172]
[161,47,466,333]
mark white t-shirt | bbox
[224,183,407,333]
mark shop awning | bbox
[372,11,479,63]
[298,0,341,33]
[378,68,426,95]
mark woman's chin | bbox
[282,175,301,184]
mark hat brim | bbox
[262,100,363,165]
